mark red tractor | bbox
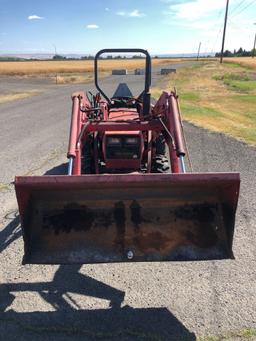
[15,49,240,264]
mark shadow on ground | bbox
[44,162,68,175]
[0,163,196,340]
[0,264,196,340]
[0,210,21,253]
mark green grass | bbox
[213,72,250,81]
[213,71,256,93]
[198,328,256,341]
[224,60,254,70]
[236,95,256,103]
[224,61,243,68]
[152,60,256,145]
[237,127,256,142]
[224,79,256,92]
[180,91,200,101]
[181,103,223,118]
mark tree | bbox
[215,47,253,58]
[237,47,243,56]
[53,54,66,60]
[223,49,232,57]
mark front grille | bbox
[106,136,140,159]
[106,145,140,159]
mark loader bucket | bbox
[15,173,240,264]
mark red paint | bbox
[67,96,80,158]
[66,91,194,174]
[15,172,240,217]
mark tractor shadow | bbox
[0,210,21,253]
[44,162,68,175]
[0,264,196,340]
[0,163,196,340]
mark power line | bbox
[204,39,210,54]
[211,27,223,54]
[230,0,256,18]
[216,7,224,20]
[229,0,247,15]
[210,8,224,54]
[210,0,256,56]
[228,18,251,31]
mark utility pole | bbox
[197,42,201,61]
[252,23,256,58]
[220,0,229,63]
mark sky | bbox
[0,0,255,55]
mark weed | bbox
[0,183,10,192]
[198,328,256,341]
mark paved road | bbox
[0,62,255,340]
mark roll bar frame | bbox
[94,48,151,115]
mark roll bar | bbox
[94,48,151,115]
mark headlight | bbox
[125,137,139,145]
[107,137,121,145]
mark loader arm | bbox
[14,48,240,265]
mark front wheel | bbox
[151,135,170,173]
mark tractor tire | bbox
[152,155,170,173]
[82,137,95,174]
[151,134,170,173]
[155,134,166,155]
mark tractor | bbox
[15,49,240,264]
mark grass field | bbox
[152,59,256,145]
[0,58,187,76]
[224,56,256,69]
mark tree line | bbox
[215,47,256,57]
[54,54,145,60]
[0,54,147,62]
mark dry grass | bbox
[55,73,93,84]
[224,57,256,69]
[0,91,41,103]
[152,61,256,145]
[0,58,191,76]
[0,183,12,192]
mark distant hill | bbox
[0,52,215,61]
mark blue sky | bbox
[0,0,255,55]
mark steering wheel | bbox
[111,96,142,105]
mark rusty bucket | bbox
[15,173,240,264]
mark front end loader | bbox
[15,49,240,264]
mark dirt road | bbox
[0,62,255,340]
